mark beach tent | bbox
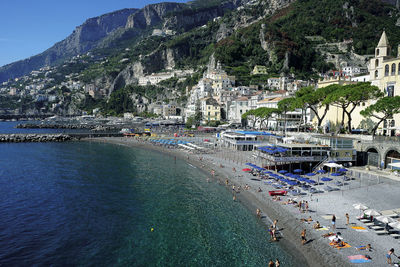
[376,216,395,224]
[353,203,368,210]
[389,221,400,229]
[364,209,381,216]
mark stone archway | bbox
[385,149,400,169]
[366,147,380,167]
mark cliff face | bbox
[125,2,186,29]
[0,8,138,82]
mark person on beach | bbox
[345,213,349,225]
[313,221,321,229]
[256,208,261,218]
[301,229,307,245]
[332,214,336,230]
[305,201,309,212]
[225,178,229,185]
[232,167,236,172]
[275,259,280,267]
[301,216,313,223]
[357,244,372,251]
[268,260,274,267]
[258,187,262,192]
[233,194,236,201]
[269,225,277,241]
[386,248,398,265]
[272,220,278,230]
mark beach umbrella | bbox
[264,171,273,174]
[331,172,343,176]
[353,203,368,210]
[338,168,348,172]
[305,173,316,176]
[321,177,332,182]
[389,221,400,229]
[364,209,381,216]
[293,169,303,173]
[278,170,288,174]
[285,172,293,177]
[242,168,252,172]
[306,179,317,184]
[376,216,395,224]
[292,174,301,179]
[316,169,326,174]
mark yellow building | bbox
[368,31,400,135]
[252,65,268,75]
[313,77,362,130]
[200,97,221,123]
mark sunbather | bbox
[300,216,313,223]
[313,221,321,229]
[356,244,372,251]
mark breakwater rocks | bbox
[16,123,121,132]
[0,134,73,143]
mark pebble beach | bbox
[90,136,400,267]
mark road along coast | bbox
[86,137,396,267]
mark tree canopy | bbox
[360,96,400,136]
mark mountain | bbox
[0,0,248,83]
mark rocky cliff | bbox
[0,8,138,82]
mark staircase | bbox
[312,156,329,172]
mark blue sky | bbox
[0,0,188,67]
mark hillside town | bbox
[1,32,400,138]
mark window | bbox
[385,64,390,76]
[398,63,400,75]
[375,70,379,78]
[376,59,379,67]
[376,49,380,56]
[387,85,394,97]
[392,63,396,75]
[208,112,210,116]
[391,120,395,127]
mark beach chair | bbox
[390,233,400,239]
[370,225,384,230]
[374,230,388,235]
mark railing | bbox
[312,156,329,172]
[374,136,400,143]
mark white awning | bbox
[324,162,343,168]
[388,162,400,168]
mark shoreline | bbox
[86,137,351,267]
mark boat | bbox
[268,190,287,196]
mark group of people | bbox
[268,259,280,267]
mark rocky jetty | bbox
[16,123,121,132]
[0,134,73,143]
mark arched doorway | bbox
[367,147,379,167]
[385,150,400,169]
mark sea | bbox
[0,121,300,266]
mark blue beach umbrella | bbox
[316,170,326,174]
[321,177,333,182]
[285,172,293,177]
[338,168,348,172]
[278,170,288,174]
[305,173,316,177]
[264,171,273,174]
[292,174,301,179]
[307,179,317,184]
[331,172,343,176]
[293,169,303,173]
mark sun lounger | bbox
[374,230,388,235]
[370,225,384,230]
[359,218,370,223]
[390,233,400,238]
[351,226,367,230]
[363,222,374,227]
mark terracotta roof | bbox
[236,96,249,101]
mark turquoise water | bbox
[0,131,299,265]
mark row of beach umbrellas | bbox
[352,203,400,229]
